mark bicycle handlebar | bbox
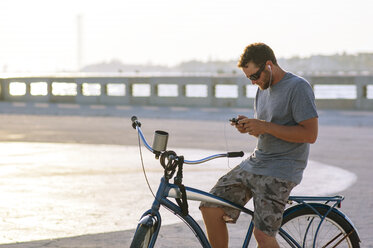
[227,151,245,157]
[131,116,141,129]
[131,116,244,165]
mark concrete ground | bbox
[0,102,372,247]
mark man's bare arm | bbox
[239,117,318,143]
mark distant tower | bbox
[77,15,83,71]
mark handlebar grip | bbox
[227,151,244,158]
[131,116,141,129]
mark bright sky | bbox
[0,0,372,72]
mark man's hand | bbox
[232,115,318,143]
[238,118,268,137]
[232,115,262,136]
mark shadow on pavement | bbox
[0,222,206,248]
[0,216,255,248]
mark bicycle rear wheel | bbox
[277,204,360,248]
[130,224,156,248]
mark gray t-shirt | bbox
[240,72,318,184]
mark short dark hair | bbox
[237,43,278,68]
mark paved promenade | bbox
[0,102,372,247]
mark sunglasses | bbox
[249,64,266,81]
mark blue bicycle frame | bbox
[132,117,360,248]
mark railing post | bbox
[237,77,254,108]
[178,83,185,98]
[0,79,4,100]
[127,79,133,104]
[101,82,107,97]
[47,80,53,97]
[207,78,214,106]
[74,78,83,97]
[25,80,31,97]
[1,79,10,101]
[150,78,158,105]
[355,76,370,110]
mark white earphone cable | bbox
[223,121,233,169]
[269,65,273,88]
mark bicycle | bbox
[129,116,361,248]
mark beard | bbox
[258,71,272,90]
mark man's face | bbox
[242,62,271,90]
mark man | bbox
[200,43,318,248]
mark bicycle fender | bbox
[138,214,157,227]
[135,211,162,248]
[331,207,361,242]
[283,203,361,242]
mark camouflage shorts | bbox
[199,165,296,237]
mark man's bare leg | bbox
[254,228,280,248]
[200,207,228,248]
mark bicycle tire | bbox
[130,224,155,248]
[278,204,360,248]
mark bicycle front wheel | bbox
[277,204,360,248]
[130,224,156,248]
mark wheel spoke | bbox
[322,232,343,247]
[331,231,355,248]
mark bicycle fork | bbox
[133,178,169,247]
